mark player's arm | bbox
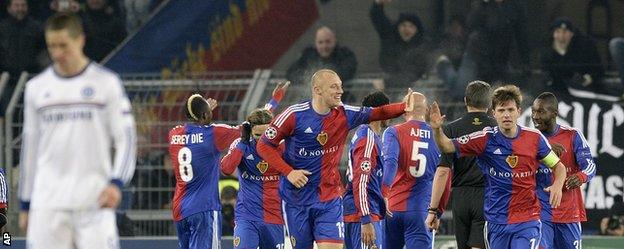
[221,139,244,175]
[256,108,310,188]
[565,131,596,189]
[538,134,565,208]
[381,127,399,217]
[19,83,39,219]
[427,154,454,217]
[351,132,378,224]
[0,170,7,230]
[264,81,289,113]
[429,101,455,153]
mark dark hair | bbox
[492,85,522,109]
[465,81,491,109]
[246,108,273,126]
[535,92,558,112]
[184,94,210,122]
[45,12,84,38]
[220,186,238,201]
[362,91,390,108]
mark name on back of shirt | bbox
[170,133,204,145]
[410,128,431,139]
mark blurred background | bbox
[0,0,623,248]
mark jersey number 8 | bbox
[178,147,194,182]
[410,141,428,178]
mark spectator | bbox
[0,0,46,76]
[220,185,238,236]
[370,0,430,87]
[81,0,127,62]
[286,26,357,87]
[434,15,468,91]
[609,37,624,102]
[601,195,624,236]
[124,0,154,33]
[541,18,604,93]
[458,0,530,90]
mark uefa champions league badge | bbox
[360,161,372,172]
[82,86,95,99]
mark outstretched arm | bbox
[429,101,455,153]
[264,81,290,113]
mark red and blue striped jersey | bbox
[257,101,406,205]
[381,120,441,212]
[221,138,283,224]
[168,123,239,221]
[453,125,560,224]
[343,125,386,224]
[536,124,595,223]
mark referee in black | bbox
[425,81,496,249]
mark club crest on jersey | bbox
[81,86,94,99]
[317,131,328,145]
[233,236,240,247]
[265,127,277,139]
[458,135,469,144]
[256,161,268,174]
[472,117,482,126]
[360,160,371,172]
[506,155,518,168]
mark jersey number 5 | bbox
[409,141,428,178]
[178,147,194,182]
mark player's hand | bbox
[361,223,376,247]
[403,88,414,112]
[429,101,446,129]
[565,173,583,190]
[384,198,393,217]
[425,213,440,231]
[206,98,218,111]
[272,81,290,98]
[19,211,28,234]
[98,184,122,209]
[544,184,563,208]
[549,142,566,157]
[287,170,312,188]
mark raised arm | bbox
[429,101,455,153]
[264,81,290,113]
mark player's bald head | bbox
[404,91,427,115]
[310,69,339,88]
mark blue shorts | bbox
[175,210,221,249]
[282,198,344,249]
[385,210,431,249]
[345,221,384,249]
[233,219,284,249]
[539,221,582,249]
[485,220,541,249]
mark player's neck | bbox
[55,55,90,77]
[369,121,382,134]
[466,106,487,113]
[501,125,518,138]
[311,97,331,115]
[544,122,557,135]
[405,114,425,122]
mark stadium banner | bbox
[518,89,624,232]
[105,0,319,76]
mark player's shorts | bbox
[485,220,541,249]
[282,198,344,249]
[175,210,221,249]
[27,208,119,249]
[233,219,284,249]
[385,210,431,249]
[452,186,486,249]
[345,220,384,249]
[539,221,582,249]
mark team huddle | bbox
[168,69,596,249]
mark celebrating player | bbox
[170,82,288,249]
[221,83,289,249]
[19,13,137,249]
[532,92,596,249]
[429,85,567,248]
[382,92,440,249]
[257,69,415,249]
[343,91,392,249]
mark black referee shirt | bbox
[439,112,496,187]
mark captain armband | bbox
[541,151,560,169]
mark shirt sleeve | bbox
[573,130,596,182]
[536,133,560,169]
[344,105,372,130]
[18,82,38,210]
[452,128,491,158]
[221,138,244,175]
[213,124,241,152]
[107,77,137,189]
[264,85,286,113]
[351,129,379,224]
[257,106,297,175]
[381,127,399,196]
[0,170,7,208]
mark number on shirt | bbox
[178,147,194,182]
[275,243,285,249]
[530,238,537,249]
[573,240,580,249]
[336,221,345,238]
[409,141,429,178]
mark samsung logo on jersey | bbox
[42,110,93,123]
[298,145,339,157]
[488,167,535,178]
[241,171,279,182]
